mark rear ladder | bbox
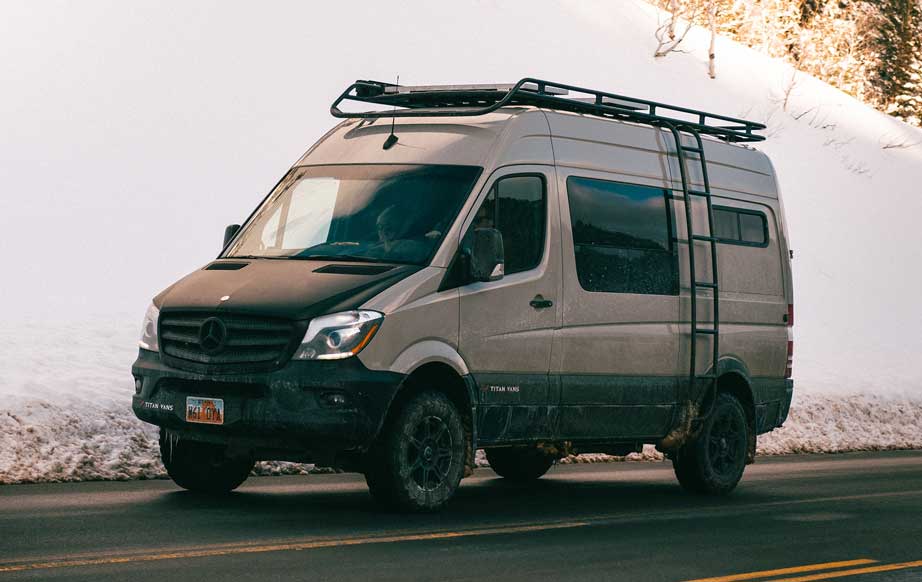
[662,123,720,423]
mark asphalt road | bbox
[2,451,921,582]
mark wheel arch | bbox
[387,340,470,376]
[373,359,478,474]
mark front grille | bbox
[160,312,297,373]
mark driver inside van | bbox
[375,205,404,252]
[371,205,429,261]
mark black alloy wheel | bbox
[365,391,466,512]
[707,403,747,479]
[673,392,749,495]
[408,415,454,492]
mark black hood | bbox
[154,259,421,320]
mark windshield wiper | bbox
[293,253,409,264]
[223,253,415,265]
[222,254,291,260]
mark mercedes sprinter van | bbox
[132,78,794,511]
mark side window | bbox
[566,176,677,295]
[739,213,766,244]
[713,208,740,240]
[713,207,768,246]
[465,175,546,275]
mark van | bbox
[132,78,794,511]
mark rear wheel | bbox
[485,447,554,481]
[672,393,749,495]
[159,430,254,494]
[364,391,466,512]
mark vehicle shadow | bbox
[143,466,784,544]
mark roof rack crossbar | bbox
[330,77,766,143]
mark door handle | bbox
[529,296,554,309]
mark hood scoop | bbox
[314,264,395,276]
[204,261,250,271]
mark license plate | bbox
[185,397,225,425]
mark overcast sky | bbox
[2,0,660,320]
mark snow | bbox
[1,0,920,484]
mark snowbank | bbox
[3,389,920,483]
[0,399,163,483]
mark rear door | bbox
[457,167,562,444]
[552,172,682,441]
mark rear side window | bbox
[714,207,768,246]
[466,175,546,274]
[566,177,677,295]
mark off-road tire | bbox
[672,393,749,495]
[364,391,466,512]
[485,447,554,481]
[159,430,254,494]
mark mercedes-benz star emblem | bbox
[198,317,227,354]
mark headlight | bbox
[139,303,160,352]
[293,310,383,361]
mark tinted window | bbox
[714,208,740,240]
[567,177,677,295]
[739,213,766,244]
[713,206,767,246]
[466,175,545,274]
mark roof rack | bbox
[330,77,766,143]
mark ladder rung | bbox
[691,234,717,242]
[681,146,703,154]
[694,327,718,335]
[694,281,717,289]
[687,190,711,197]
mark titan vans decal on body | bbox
[485,385,521,393]
[140,401,174,412]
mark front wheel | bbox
[364,391,466,512]
[672,393,749,495]
[160,430,254,494]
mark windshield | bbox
[224,164,482,265]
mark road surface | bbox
[1,451,921,581]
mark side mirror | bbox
[470,228,505,282]
[223,224,241,249]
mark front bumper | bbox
[131,349,404,459]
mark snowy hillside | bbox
[1,0,920,483]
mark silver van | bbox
[132,78,794,511]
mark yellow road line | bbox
[0,521,588,574]
[685,559,878,582]
[769,560,922,582]
[3,486,920,576]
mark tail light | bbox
[785,303,794,378]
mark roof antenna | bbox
[383,74,399,150]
